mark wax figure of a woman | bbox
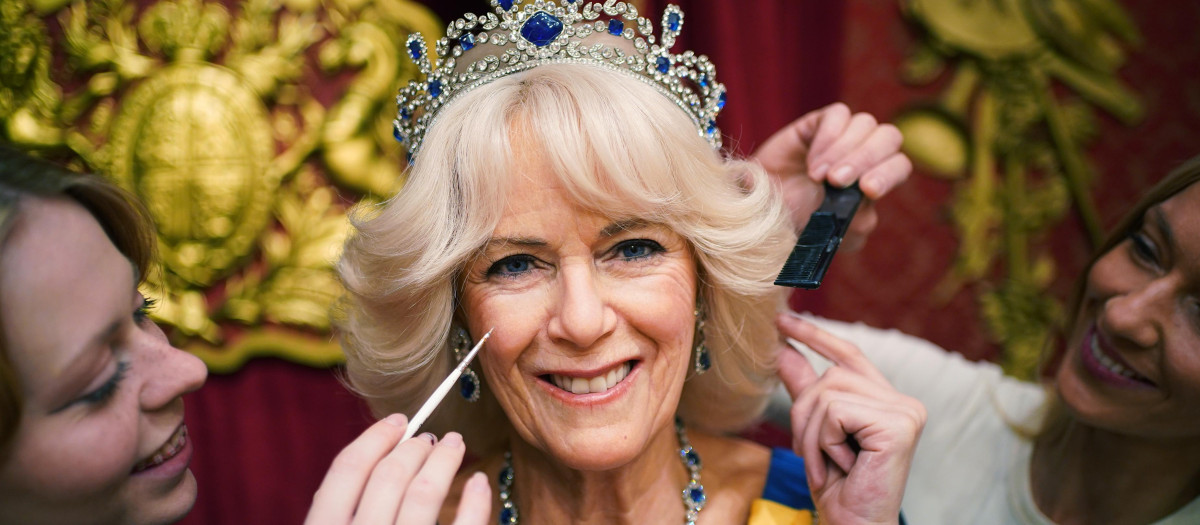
[774,154,1200,524]
[319,1,924,524]
[0,144,208,524]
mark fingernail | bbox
[780,313,809,326]
[420,432,438,445]
[831,165,853,185]
[442,432,464,448]
[812,163,830,179]
[383,413,408,427]
[468,471,489,492]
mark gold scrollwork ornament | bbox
[896,0,1142,378]
[1,0,447,371]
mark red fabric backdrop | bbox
[179,1,1200,523]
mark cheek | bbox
[1166,336,1200,409]
[462,287,547,372]
[615,268,698,347]
[2,407,140,498]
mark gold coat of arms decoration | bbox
[895,0,1142,378]
[1,0,441,372]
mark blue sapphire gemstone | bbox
[668,12,681,31]
[608,19,624,36]
[459,375,476,399]
[656,56,670,74]
[521,11,564,47]
[460,33,476,51]
[498,0,514,11]
[408,40,422,60]
[392,122,403,143]
[688,487,706,505]
[684,449,701,467]
[498,466,513,484]
[429,80,442,98]
[499,507,516,524]
[717,91,726,109]
[400,107,411,120]
[699,74,709,87]
[698,348,712,369]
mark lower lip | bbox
[537,363,638,406]
[1078,326,1153,390]
[132,426,194,480]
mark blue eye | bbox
[487,255,536,277]
[616,240,664,260]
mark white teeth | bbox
[571,377,589,394]
[1090,334,1137,379]
[133,425,187,472]
[550,362,631,395]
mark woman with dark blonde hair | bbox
[0,144,208,524]
[775,154,1200,524]
[0,144,469,524]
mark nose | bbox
[546,261,614,348]
[1098,276,1171,350]
[137,323,208,411]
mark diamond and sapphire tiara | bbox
[393,0,727,157]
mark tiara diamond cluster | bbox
[394,0,727,156]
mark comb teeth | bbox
[774,183,859,291]
[777,245,823,281]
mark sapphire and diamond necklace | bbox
[496,418,705,524]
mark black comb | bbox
[774,183,863,289]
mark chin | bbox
[127,471,199,525]
[535,415,673,472]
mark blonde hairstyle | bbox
[1037,153,1200,437]
[0,144,156,454]
[337,64,796,455]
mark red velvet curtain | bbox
[644,0,847,155]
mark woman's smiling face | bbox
[1058,181,1200,440]
[0,198,208,524]
[459,146,698,471]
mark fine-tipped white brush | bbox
[401,328,494,442]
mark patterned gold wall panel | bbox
[0,0,442,372]
[895,0,1142,378]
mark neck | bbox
[508,422,690,525]
[1031,418,1200,525]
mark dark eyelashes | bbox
[615,239,665,259]
[1128,230,1159,266]
[135,297,158,323]
[484,254,537,277]
[78,360,129,406]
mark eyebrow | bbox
[599,219,651,238]
[483,236,547,249]
[483,219,654,249]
